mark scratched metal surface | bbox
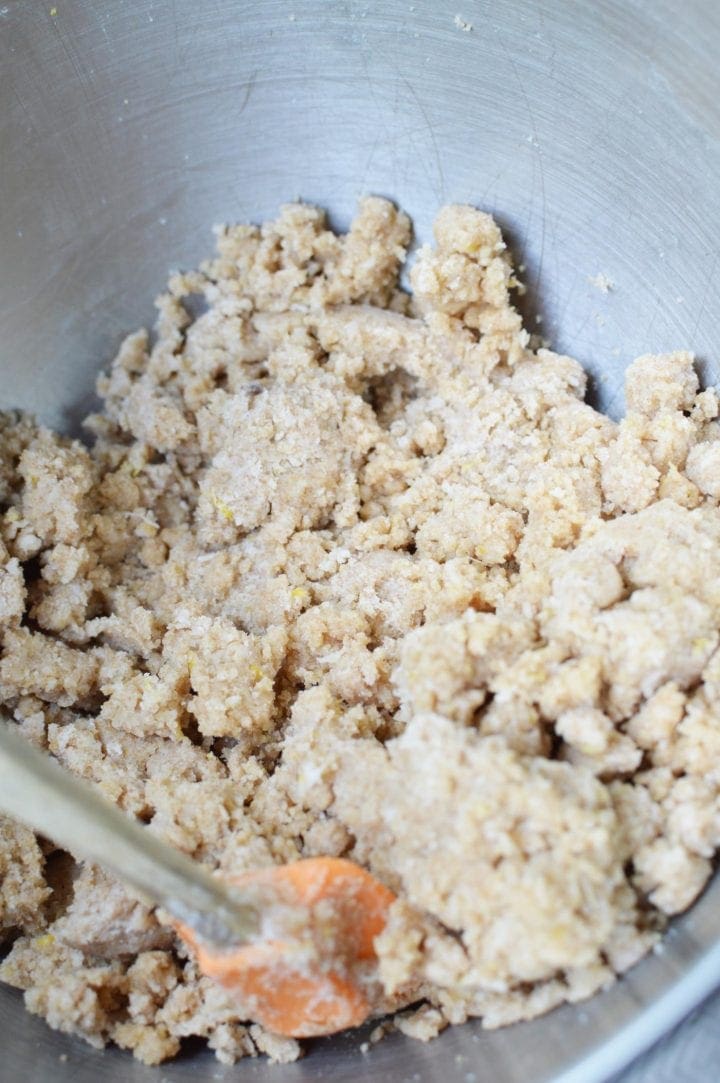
[1,1,720,1081]
[612,994,720,1083]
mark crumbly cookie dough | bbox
[2,198,720,1063]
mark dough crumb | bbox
[588,272,614,293]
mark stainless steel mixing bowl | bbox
[2,1,720,1080]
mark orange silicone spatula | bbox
[0,721,395,1037]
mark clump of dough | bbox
[1,200,719,1064]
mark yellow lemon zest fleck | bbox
[291,587,309,600]
[35,933,55,949]
[210,493,234,522]
[250,664,264,682]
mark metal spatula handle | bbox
[0,721,259,947]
